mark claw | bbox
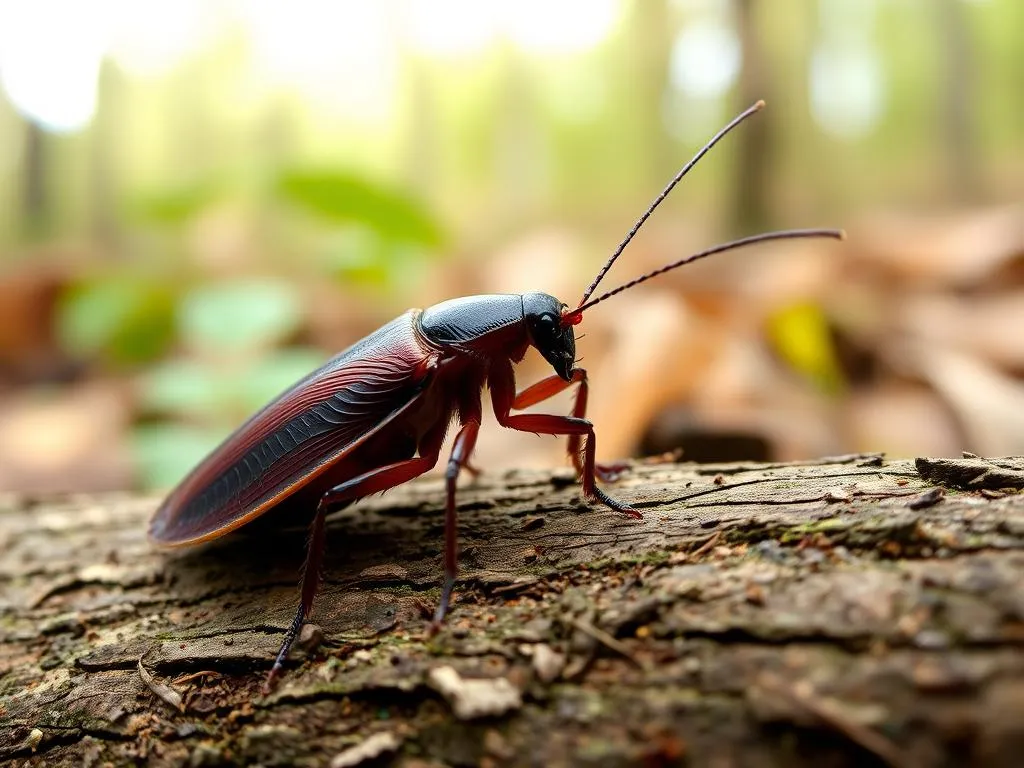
[588,486,643,520]
[428,573,456,632]
[261,668,281,696]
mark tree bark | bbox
[3,455,1024,767]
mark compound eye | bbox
[538,313,562,337]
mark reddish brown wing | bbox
[150,311,433,546]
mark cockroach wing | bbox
[150,312,432,546]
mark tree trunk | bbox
[3,455,1024,767]
[733,0,773,233]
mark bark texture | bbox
[3,455,1024,767]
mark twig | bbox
[568,618,652,672]
[138,658,185,713]
[690,530,722,558]
[172,670,224,686]
[757,673,914,768]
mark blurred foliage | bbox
[178,279,303,353]
[766,302,845,396]
[276,170,444,247]
[52,170,444,487]
[0,0,1022,491]
[132,279,327,488]
[132,423,224,492]
[320,230,439,291]
[130,180,224,226]
[276,170,446,293]
[135,347,325,489]
[57,276,178,367]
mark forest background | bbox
[0,0,1021,494]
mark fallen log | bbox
[2,455,1024,767]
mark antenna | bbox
[562,229,845,325]
[576,99,766,309]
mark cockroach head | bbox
[523,292,576,381]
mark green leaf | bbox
[239,348,326,412]
[320,227,391,287]
[138,359,232,419]
[133,349,325,490]
[133,422,229,491]
[276,169,444,247]
[766,302,845,395]
[179,279,303,353]
[127,180,221,225]
[56,277,177,366]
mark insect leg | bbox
[435,420,481,625]
[513,370,586,476]
[318,454,440,508]
[492,363,640,519]
[264,454,441,690]
[513,369,630,482]
[265,501,332,693]
[512,370,584,409]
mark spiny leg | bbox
[434,420,481,626]
[512,370,632,483]
[493,363,640,518]
[513,370,586,477]
[264,501,330,693]
[263,453,439,691]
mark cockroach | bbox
[149,100,843,687]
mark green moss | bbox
[580,549,673,573]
